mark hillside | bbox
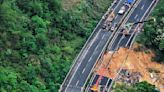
[95,44,164,91]
[137,0,164,62]
[0,0,163,92]
[0,0,112,91]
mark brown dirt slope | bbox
[95,44,164,91]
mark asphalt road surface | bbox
[60,0,158,91]
[108,0,157,51]
[60,0,128,91]
[86,0,158,92]
[86,75,112,92]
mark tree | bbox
[134,81,159,92]
[113,83,137,92]
[137,0,164,62]
[113,82,159,92]
[0,0,117,91]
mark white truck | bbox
[118,6,126,15]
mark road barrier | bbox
[60,1,116,92]
[83,0,141,91]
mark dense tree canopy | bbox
[137,0,164,62]
[0,0,163,91]
[113,81,159,92]
[0,0,112,91]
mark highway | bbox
[85,0,142,91]
[125,0,159,48]
[60,0,158,91]
[108,0,158,51]
[90,74,112,91]
[60,0,132,91]
[86,0,159,92]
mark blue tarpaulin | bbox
[127,0,133,3]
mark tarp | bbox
[127,0,133,3]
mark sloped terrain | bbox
[95,43,164,91]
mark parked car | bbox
[102,23,107,30]
[118,6,126,15]
[111,23,117,31]
[102,22,111,31]
[113,0,119,4]
[124,0,134,7]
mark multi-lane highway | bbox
[60,0,134,91]
[125,0,159,48]
[86,0,159,92]
[108,0,158,51]
[60,0,158,92]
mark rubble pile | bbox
[117,69,141,85]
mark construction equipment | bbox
[106,11,115,22]
[122,23,133,35]
[122,17,156,35]
[102,11,115,31]
[91,69,105,92]
[90,76,103,92]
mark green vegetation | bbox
[137,0,164,62]
[0,0,112,91]
[0,0,163,91]
[113,81,159,92]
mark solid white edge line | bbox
[82,68,86,74]
[76,80,79,86]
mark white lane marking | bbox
[65,32,102,91]
[76,80,79,86]
[61,26,100,88]
[107,0,142,50]
[115,15,118,19]
[114,0,122,12]
[85,36,104,74]
[82,68,86,74]
[80,49,88,61]
[64,0,130,91]
[134,14,138,19]
[90,29,101,45]
[102,78,111,92]
[141,4,145,10]
[102,35,105,40]
[126,0,156,47]
[74,29,101,71]
[85,74,96,92]
[88,57,92,62]
[95,44,99,50]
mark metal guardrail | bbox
[107,0,141,51]
[59,2,115,92]
[84,0,145,91]
[60,0,159,91]
[83,0,160,91]
[107,1,160,91]
[129,0,159,48]
[83,0,141,91]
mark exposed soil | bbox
[95,43,164,91]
